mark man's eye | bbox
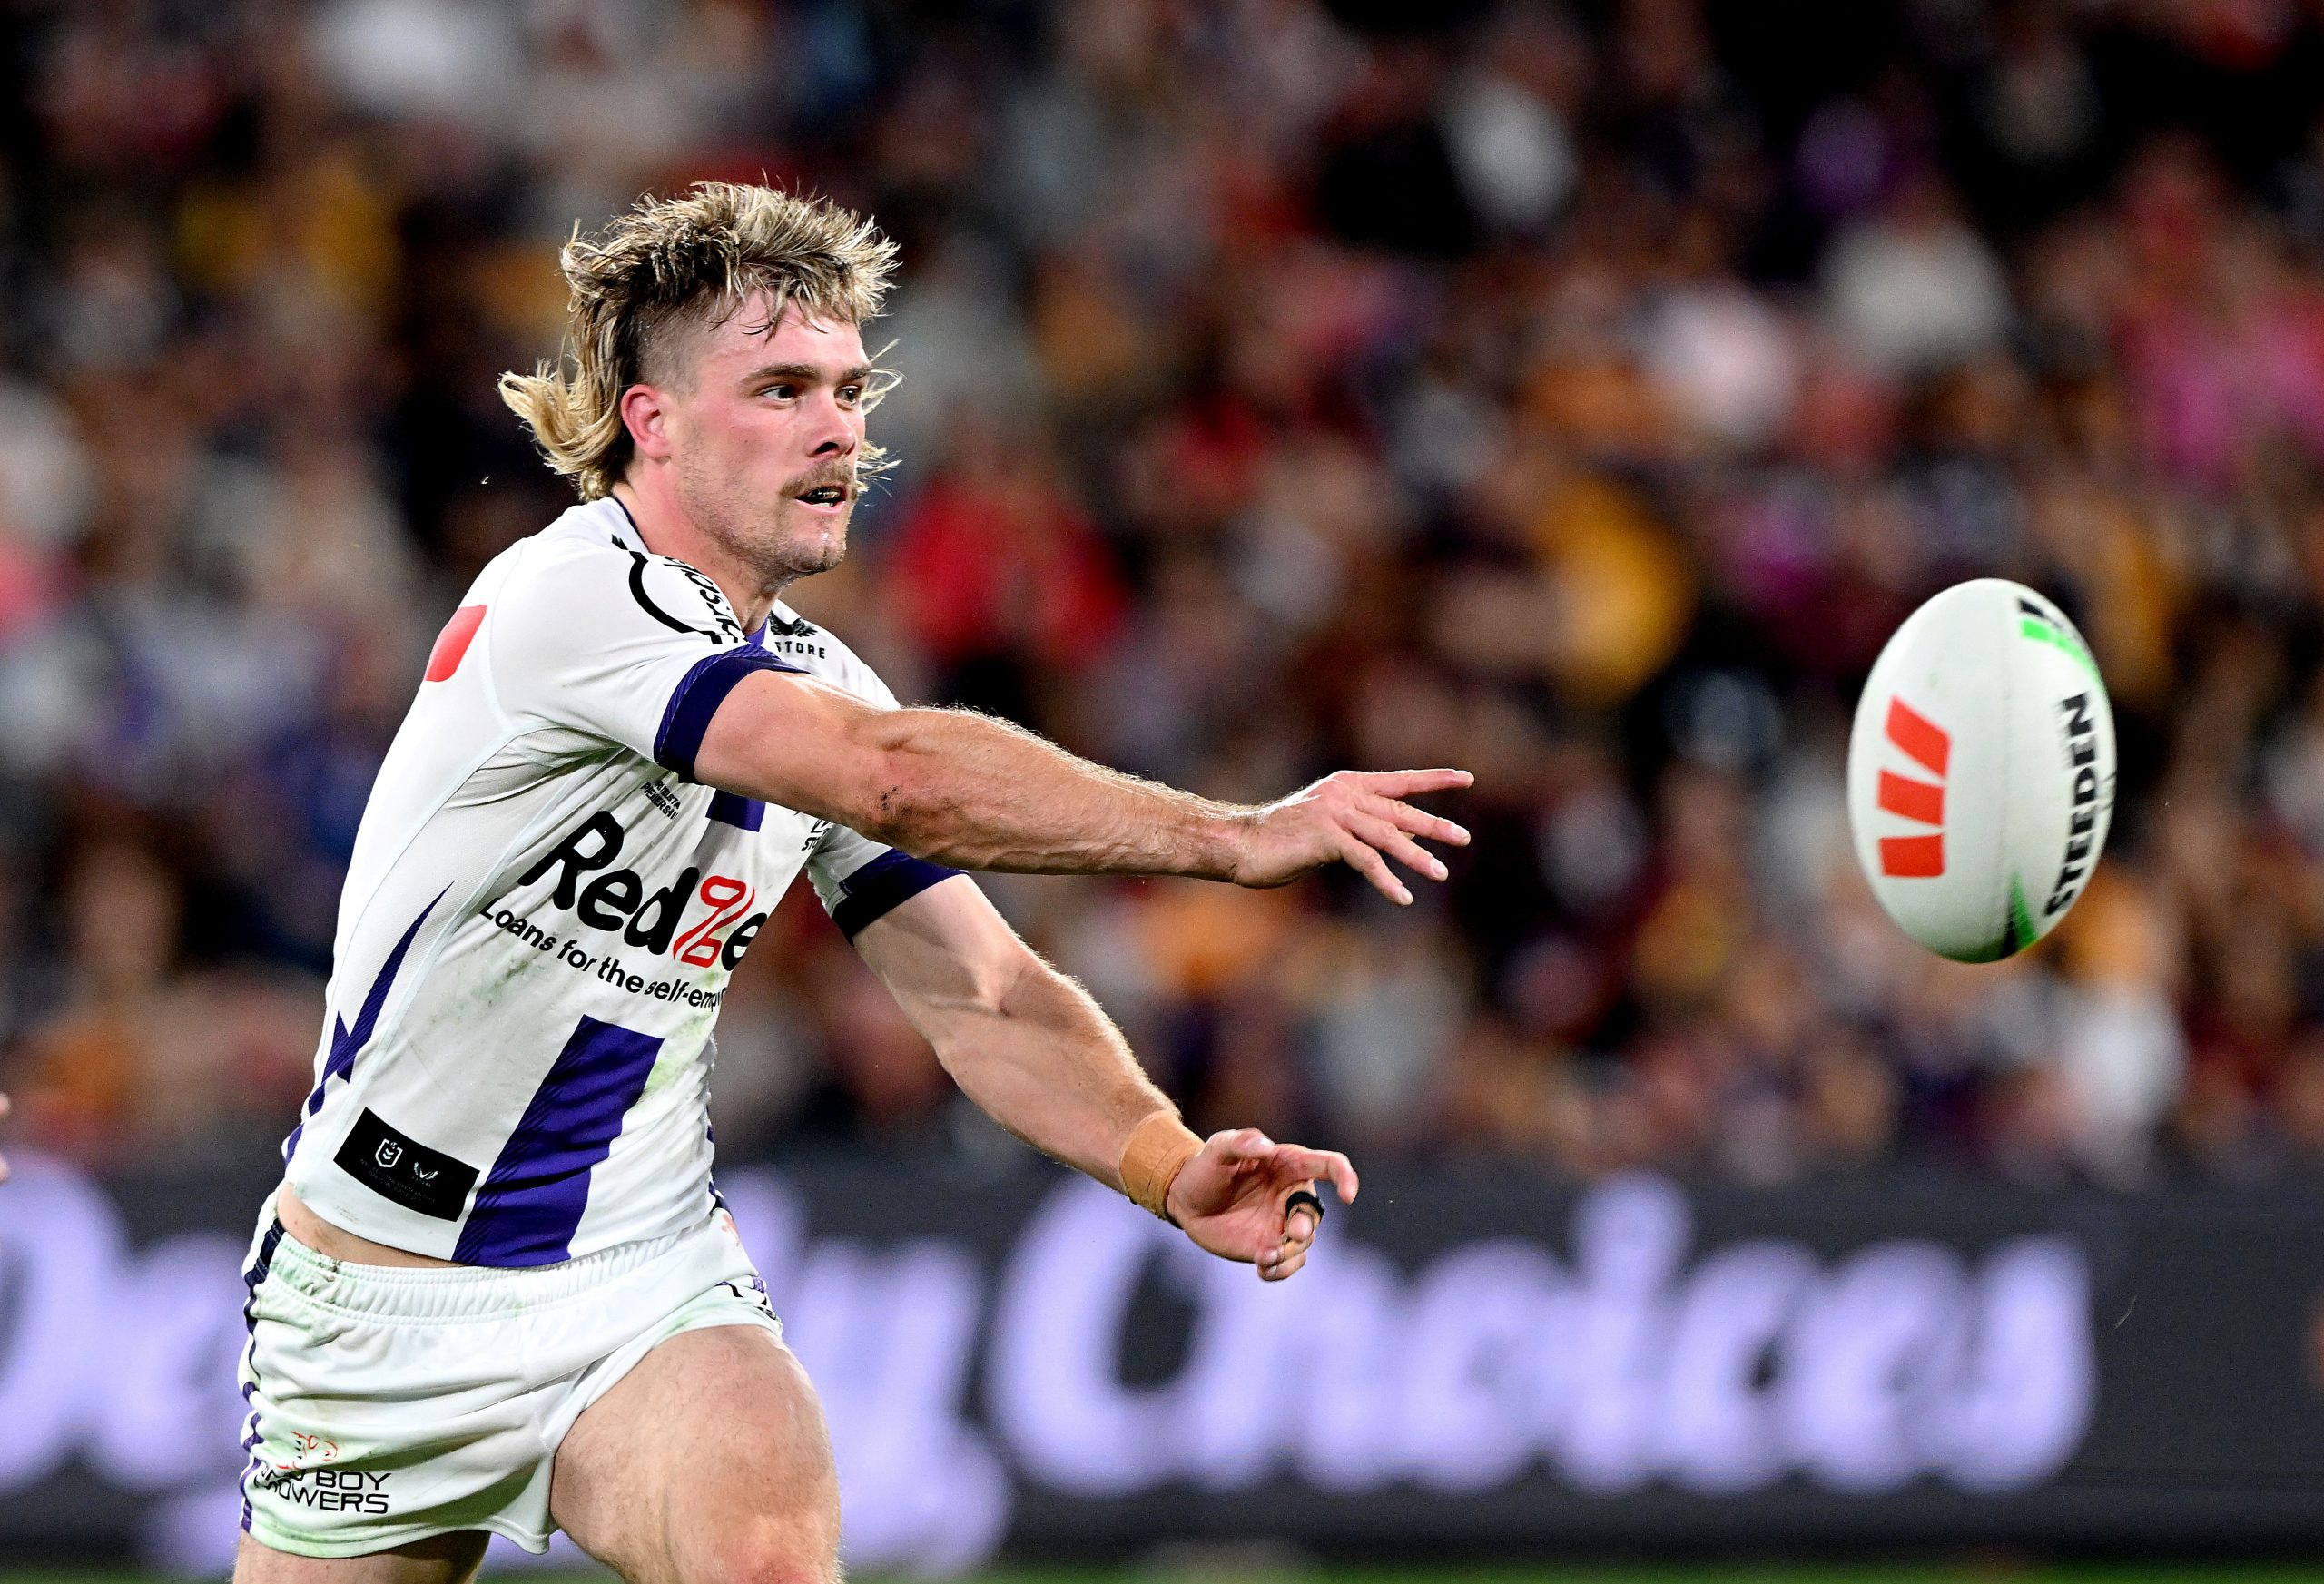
[838,385,862,404]
[763,384,795,399]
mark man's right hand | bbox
[1227,769,1472,905]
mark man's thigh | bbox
[231,1530,490,1584]
[551,1323,840,1584]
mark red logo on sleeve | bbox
[425,605,487,682]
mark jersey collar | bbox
[600,495,647,554]
[596,495,812,646]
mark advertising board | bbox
[4,1156,2322,1570]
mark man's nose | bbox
[808,394,858,457]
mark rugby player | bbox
[231,183,1470,1584]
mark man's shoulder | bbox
[474,497,625,598]
[500,497,650,581]
[486,501,745,647]
[756,604,891,703]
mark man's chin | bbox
[772,509,850,577]
[795,527,849,577]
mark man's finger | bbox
[1337,831,1412,906]
[1357,766,1468,794]
[1282,1184,1322,1243]
[1262,1244,1311,1282]
[1268,1146,1358,1204]
[1347,811,1447,883]
[1216,1127,1275,1161]
[1366,793,1470,848]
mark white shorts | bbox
[235,1194,783,1559]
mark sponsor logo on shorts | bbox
[281,1431,338,1466]
[254,1466,391,1514]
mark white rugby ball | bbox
[1846,579,2115,962]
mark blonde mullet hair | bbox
[500,182,900,500]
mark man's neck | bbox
[609,479,784,635]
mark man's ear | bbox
[619,382,675,465]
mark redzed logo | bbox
[674,875,756,967]
[515,811,769,971]
[1876,697,1949,878]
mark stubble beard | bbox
[675,451,851,588]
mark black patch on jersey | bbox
[336,1109,478,1221]
[766,612,819,638]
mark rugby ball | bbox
[1846,579,2115,962]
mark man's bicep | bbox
[848,875,1023,1034]
[691,667,897,823]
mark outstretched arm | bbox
[693,670,1469,905]
[852,877,1354,1280]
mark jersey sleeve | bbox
[798,660,967,939]
[807,824,967,940]
[488,544,805,779]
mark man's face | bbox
[649,296,872,585]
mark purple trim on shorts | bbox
[237,1218,286,1531]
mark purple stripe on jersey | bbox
[282,888,448,1161]
[451,1015,665,1266]
[654,648,803,782]
[830,851,963,940]
[707,789,765,830]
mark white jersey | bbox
[281,497,960,1265]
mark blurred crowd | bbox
[7,0,2324,1190]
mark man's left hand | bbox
[1166,1127,1356,1282]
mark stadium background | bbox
[5,0,2324,1578]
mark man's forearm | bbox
[862,885,1353,1279]
[862,706,1252,877]
[932,949,1176,1190]
[696,669,1470,902]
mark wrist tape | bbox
[1118,1112,1203,1222]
